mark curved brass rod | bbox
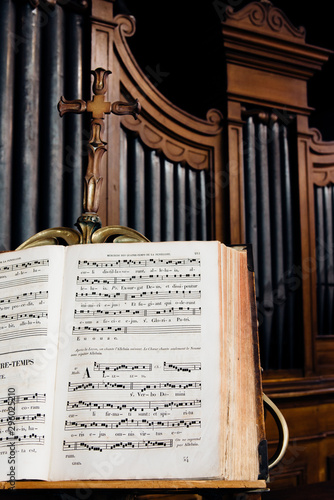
[263,392,289,470]
[15,225,149,250]
[16,227,81,250]
[92,225,150,243]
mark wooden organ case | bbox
[2,0,334,495]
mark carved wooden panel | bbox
[91,8,224,241]
[297,129,334,358]
[222,3,334,488]
[222,0,334,377]
[265,396,334,487]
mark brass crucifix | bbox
[58,68,141,240]
[17,68,148,250]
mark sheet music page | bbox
[50,241,222,481]
[0,246,65,481]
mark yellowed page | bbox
[0,246,65,482]
[220,245,259,480]
[49,241,222,481]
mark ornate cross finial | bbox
[58,68,140,233]
[15,68,146,249]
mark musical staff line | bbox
[163,362,202,372]
[72,325,201,335]
[94,362,152,373]
[0,311,48,323]
[0,413,45,427]
[66,399,201,411]
[64,418,201,430]
[0,275,48,290]
[74,307,200,319]
[78,258,200,268]
[0,393,46,406]
[0,259,49,274]
[63,439,173,451]
[0,434,44,447]
[68,380,201,392]
[0,328,47,342]
[0,291,48,306]
[75,290,201,302]
[76,274,200,286]
[0,348,46,357]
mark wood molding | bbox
[224,1,306,42]
[222,2,332,111]
[263,374,334,400]
[297,136,316,375]
[0,479,267,491]
[91,4,225,239]
[307,129,334,185]
[296,125,334,374]
[120,113,213,171]
[113,14,223,137]
[267,466,306,490]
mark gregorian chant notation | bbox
[63,439,173,451]
[0,393,46,406]
[76,274,200,286]
[0,275,48,290]
[0,433,45,447]
[0,311,47,323]
[64,418,201,430]
[0,413,45,426]
[163,361,202,372]
[66,399,201,411]
[0,259,49,274]
[75,289,201,302]
[68,380,201,392]
[74,307,201,319]
[0,291,48,305]
[78,258,200,269]
[0,327,47,342]
[72,325,201,335]
[94,361,152,373]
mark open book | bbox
[0,241,265,483]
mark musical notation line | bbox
[0,311,48,323]
[0,393,46,406]
[68,380,201,392]
[0,259,49,274]
[0,291,48,306]
[0,348,46,357]
[74,307,201,319]
[66,399,201,411]
[78,258,200,269]
[63,439,173,451]
[0,413,45,427]
[64,418,201,431]
[94,361,152,373]
[76,274,200,286]
[72,325,201,335]
[75,290,201,302]
[163,361,202,372]
[0,328,47,342]
[0,275,48,290]
[0,434,44,447]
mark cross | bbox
[58,68,140,216]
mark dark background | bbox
[114,0,334,140]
